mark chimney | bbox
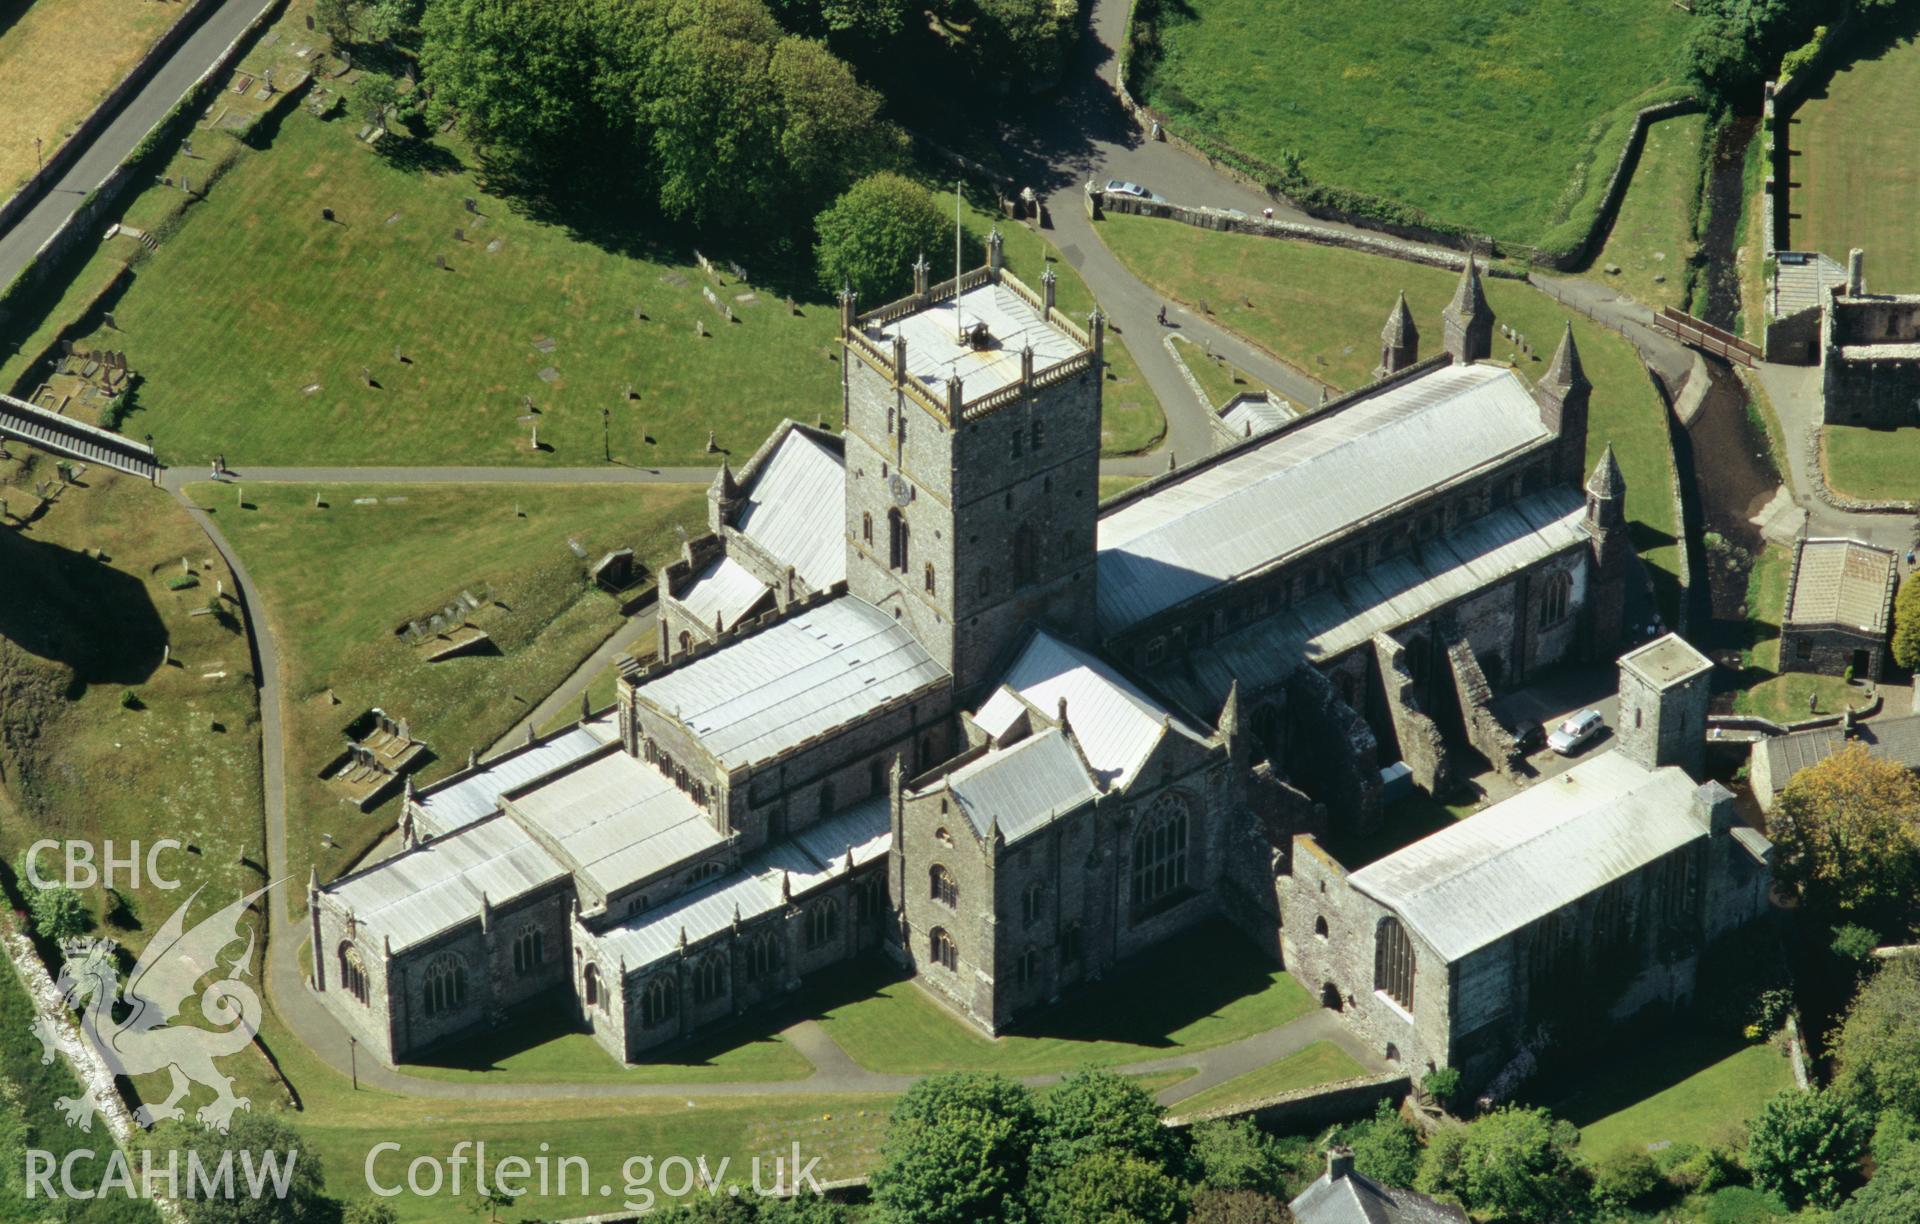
[1327,1147,1355,1181]
[1847,248,1865,296]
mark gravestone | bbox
[706,429,718,453]
[633,302,645,321]
[464,197,477,214]
[695,320,706,338]
[453,227,464,242]
[102,312,116,330]
[725,305,735,324]
[321,207,334,222]
[361,366,372,386]
[435,254,448,271]
[485,239,502,253]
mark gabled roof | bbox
[677,555,771,636]
[634,596,949,770]
[1785,538,1896,633]
[996,630,1209,788]
[1761,714,1920,786]
[735,428,846,590]
[325,813,567,953]
[1291,1166,1466,1224]
[503,746,725,899]
[412,713,620,837]
[1348,752,1710,962]
[1095,363,1549,634]
[944,728,1101,844]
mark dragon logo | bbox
[31,882,278,1132]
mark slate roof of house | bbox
[943,728,1101,843]
[1291,1165,1467,1224]
[991,630,1210,788]
[590,795,890,972]
[1785,538,1896,633]
[866,278,1083,399]
[633,596,948,770]
[677,556,771,636]
[1760,715,1920,788]
[1155,486,1586,716]
[411,713,620,837]
[1349,752,1709,962]
[326,813,568,953]
[735,428,846,590]
[1095,362,1550,634]
[502,745,725,899]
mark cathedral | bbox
[309,240,1769,1086]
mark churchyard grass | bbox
[180,481,707,891]
[1134,0,1689,246]
[1165,1041,1370,1119]
[810,922,1314,1076]
[1733,541,1862,723]
[1172,335,1277,411]
[1786,13,1920,288]
[400,1004,813,1085]
[1100,475,1147,499]
[0,462,264,956]
[1552,1032,1793,1161]
[1587,112,1708,312]
[1822,423,1920,503]
[0,0,184,201]
[1095,215,1684,610]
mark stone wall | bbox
[1443,628,1521,778]
[1780,623,1886,681]
[1167,1071,1411,1129]
[1371,632,1451,793]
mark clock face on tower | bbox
[889,473,911,506]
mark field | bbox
[1134,0,1689,246]
[1552,1034,1793,1161]
[1589,112,1707,311]
[1786,14,1920,288]
[1732,541,1863,722]
[1167,1041,1369,1118]
[180,480,707,888]
[1823,424,1920,503]
[0,462,263,949]
[810,922,1315,1076]
[1096,216,1684,611]
[0,0,185,200]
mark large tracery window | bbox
[745,929,782,982]
[930,927,958,971]
[641,975,677,1028]
[422,951,467,1018]
[1374,916,1416,1011]
[805,898,842,950]
[692,951,726,1005]
[512,926,544,976]
[930,864,958,908]
[338,944,369,1005]
[1539,570,1573,627]
[1130,793,1190,912]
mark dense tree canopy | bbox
[1416,1106,1588,1221]
[175,1115,331,1224]
[1746,1087,1871,1209]
[1028,1148,1190,1224]
[868,1072,1039,1224]
[1834,957,1920,1122]
[814,172,948,300]
[1893,577,1920,670]
[1771,743,1920,921]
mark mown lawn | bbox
[1824,424,1920,503]
[1733,541,1866,722]
[810,922,1312,1076]
[1173,334,1277,411]
[1096,216,1683,610]
[181,480,707,889]
[1554,1034,1793,1161]
[1136,0,1689,245]
[1787,13,1920,287]
[400,1005,812,1086]
[1589,112,1707,311]
[1166,1041,1369,1118]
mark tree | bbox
[1770,742,1920,919]
[1589,1149,1661,1213]
[1033,1067,1182,1176]
[868,1072,1039,1224]
[1189,1187,1292,1224]
[1028,1148,1189,1224]
[1894,577,1920,670]
[1190,1119,1291,1196]
[1332,1100,1421,1188]
[757,1198,853,1223]
[814,172,947,301]
[643,0,786,229]
[178,1114,330,1224]
[1746,1087,1870,1209]
[468,1185,517,1222]
[1835,957,1920,1122]
[1415,1106,1587,1220]
[419,0,601,159]
[344,1204,400,1224]
[768,37,889,206]
[315,0,361,47]
[353,74,402,133]
[27,883,89,944]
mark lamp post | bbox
[33,137,42,173]
[349,1035,358,1090]
[602,406,610,463]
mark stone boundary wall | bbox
[1761,15,1863,304]
[0,0,285,315]
[1647,363,1696,633]
[1093,189,1525,280]
[1808,426,1920,514]
[1707,691,1882,737]
[1165,1070,1411,1129]
[0,0,223,238]
[1546,99,1705,272]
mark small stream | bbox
[1698,115,1758,330]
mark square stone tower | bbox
[1616,634,1714,778]
[840,241,1104,694]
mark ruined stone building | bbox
[307,247,1766,1086]
[1819,249,1920,427]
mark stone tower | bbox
[1376,291,1419,379]
[1584,443,1629,657]
[1442,253,1494,364]
[1616,634,1713,779]
[1534,322,1592,484]
[840,248,1104,693]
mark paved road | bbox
[488,611,654,753]
[1754,360,1916,550]
[0,0,276,286]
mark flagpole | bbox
[955,180,964,342]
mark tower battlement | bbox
[842,262,1102,426]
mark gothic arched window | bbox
[888,509,909,571]
[1375,916,1416,1010]
[584,963,602,1010]
[422,952,467,1018]
[745,929,782,982]
[1130,793,1189,912]
[1022,881,1044,928]
[862,511,872,546]
[641,975,677,1028]
[692,951,726,1005]
[1013,521,1039,586]
[930,926,958,971]
[512,926,545,976]
[338,944,368,1005]
[1539,570,1573,627]
[930,865,958,908]
[805,897,842,950]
